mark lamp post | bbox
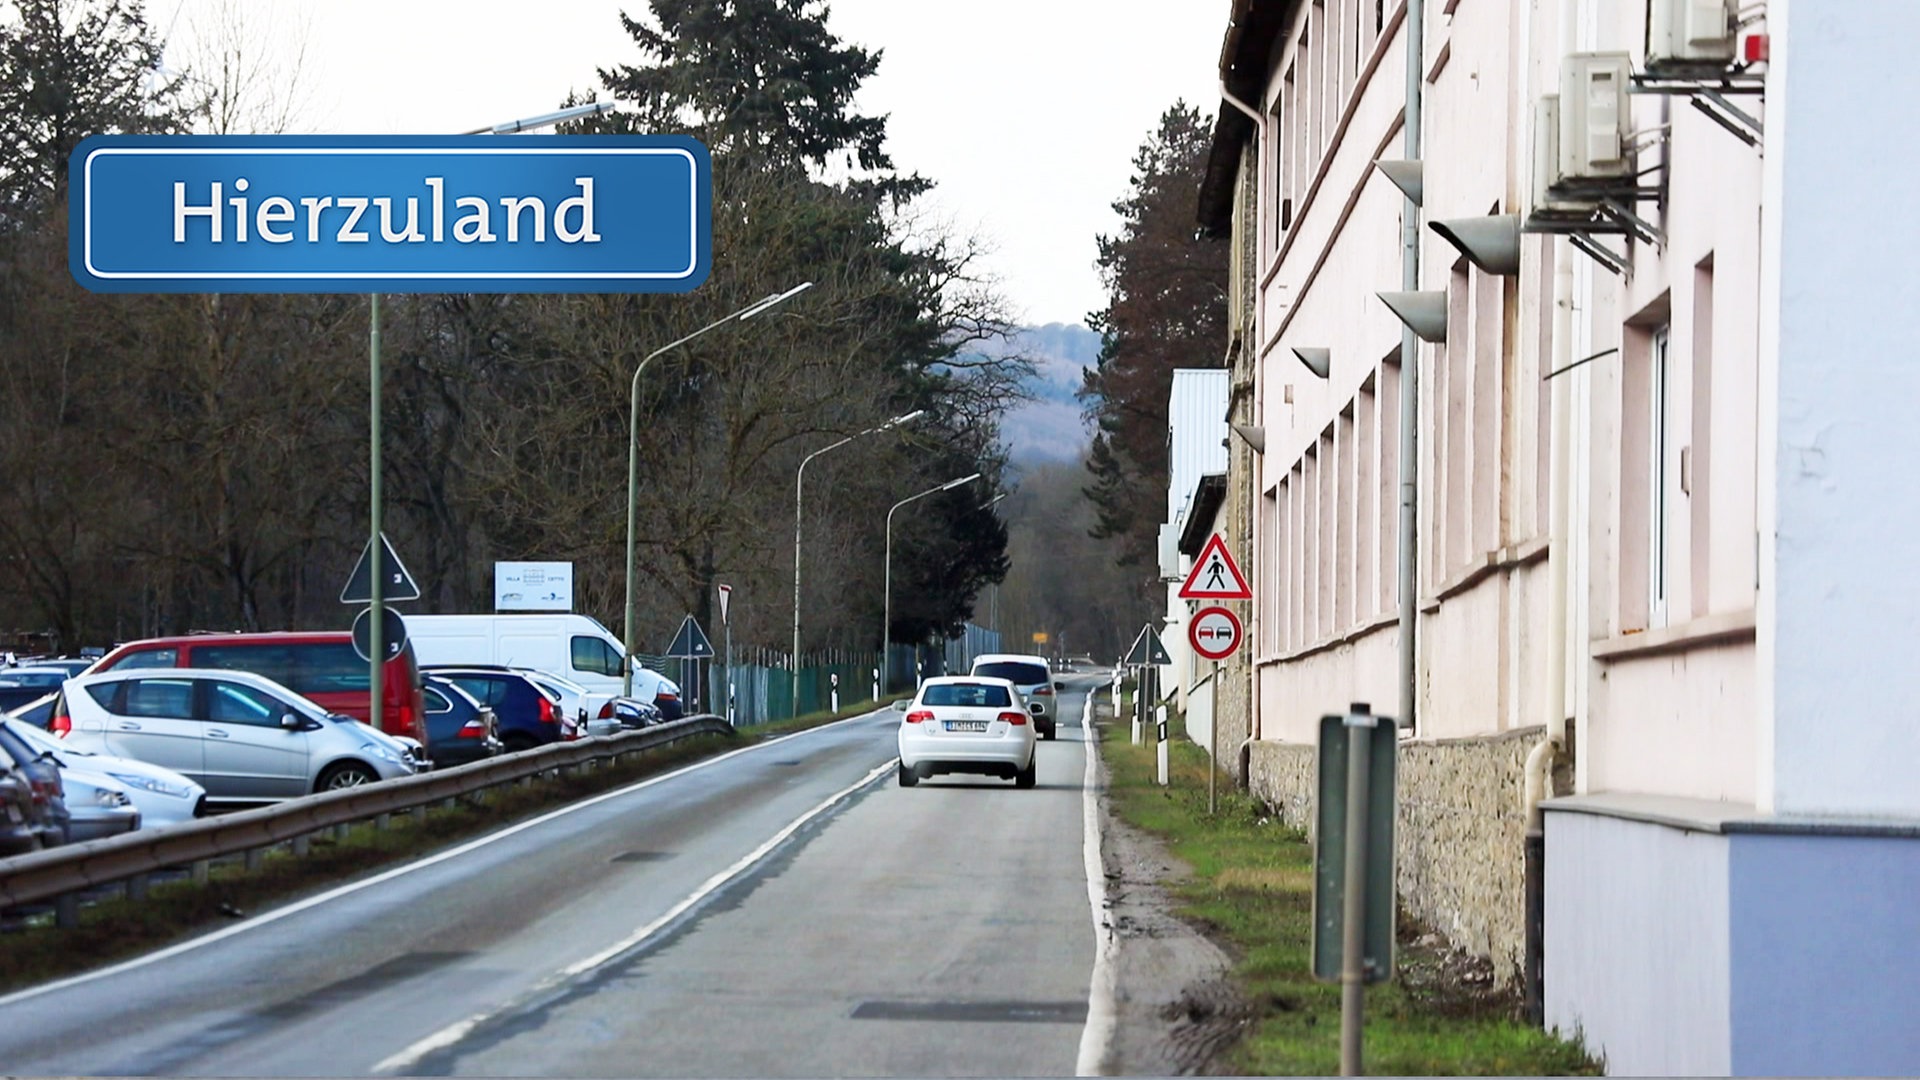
[791,408,926,712]
[883,473,982,693]
[365,100,615,736]
[621,282,813,695]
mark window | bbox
[571,636,622,677]
[424,687,452,714]
[207,681,287,726]
[109,647,178,670]
[449,676,507,708]
[972,662,1047,687]
[121,678,195,719]
[1650,326,1673,627]
[922,683,1012,708]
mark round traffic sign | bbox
[351,606,409,663]
[1188,605,1243,661]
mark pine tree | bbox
[1078,102,1229,579]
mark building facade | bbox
[1199,0,1920,1073]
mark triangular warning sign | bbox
[1178,533,1252,601]
[340,532,422,604]
[664,614,714,659]
[1123,624,1172,666]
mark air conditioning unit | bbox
[1646,0,1735,69]
[1532,96,1595,213]
[1559,52,1635,182]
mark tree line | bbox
[0,0,1024,661]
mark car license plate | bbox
[945,720,988,732]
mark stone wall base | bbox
[1248,726,1548,984]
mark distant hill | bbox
[997,322,1101,466]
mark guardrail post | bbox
[334,823,351,842]
[55,893,78,929]
[127,874,149,902]
[192,859,210,885]
[376,812,391,831]
[292,834,311,858]
[244,847,264,872]
[413,805,428,824]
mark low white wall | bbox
[1545,808,1731,1076]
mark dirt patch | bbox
[1089,720,1256,1076]
[1394,921,1524,1022]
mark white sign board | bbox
[494,561,574,612]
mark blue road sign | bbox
[69,135,710,293]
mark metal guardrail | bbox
[0,714,735,915]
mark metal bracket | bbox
[1631,70,1766,147]
[1569,233,1632,278]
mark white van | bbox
[402,614,681,716]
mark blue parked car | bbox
[424,667,567,753]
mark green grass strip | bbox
[1098,710,1598,1076]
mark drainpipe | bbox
[1522,0,1582,1029]
[1221,79,1267,779]
[1397,0,1425,737]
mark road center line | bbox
[0,708,893,1011]
[1076,685,1117,1076]
[372,758,896,1075]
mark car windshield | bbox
[921,683,1013,708]
[973,662,1047,686]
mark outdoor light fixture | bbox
[1291,347,1332,379]
[881,472,980,693]
[1429,214,1522,276]
[1376,291,1450,344]
[1372,159,1425,206]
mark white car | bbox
[5,717,205,829]
[969,653,1063,740]
[54,669,419,803]
[514,669,621,738]
[895,675,1038,789]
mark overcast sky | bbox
[156,0,1226,328]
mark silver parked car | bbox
[4,717,204,829]
[53,669,419,804]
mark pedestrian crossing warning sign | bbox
[1178,533,1252,601]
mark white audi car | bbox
[894,675,1037,789]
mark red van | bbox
[84,632,427,746]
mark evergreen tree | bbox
[0,0,199,223]
[1078,102,1229,578]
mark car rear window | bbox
[972,662,1047,686]
[922,683,1013,708]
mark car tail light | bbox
[599,701,615,719]
[50,694,72,737]
[457,719,488,740]
[1034,686,1053,696]
[998,711,1028,726]
[394,699,423,744]
[905,710,934,724]
[538,695,557,725]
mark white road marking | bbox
[0,708,893,1012]
[372,758,896,1074]
[1076,686,1117,1076]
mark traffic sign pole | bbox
[368,294,384,738]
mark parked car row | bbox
[0,623,686,837]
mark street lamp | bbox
[791,408,926,710]
[883,473,982,692]
[366,100,617,735]
[623,281,814,694]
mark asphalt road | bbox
[0,679,1103,1077]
